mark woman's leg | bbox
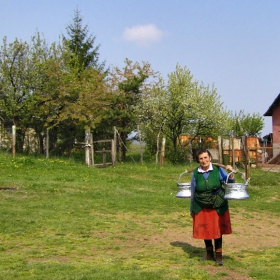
[201,239,214,261]
[214,237,223,266]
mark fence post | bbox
[138,124,143,164]
[113,127,117,165]
[85,130,90,166]
[90,133,94,166]
[12,125,16,158]
[218,136,222,163]
[46,129,49,159]
[111,139,116,166]
[102,148,106,167]
[231,131,235,169]
[160,137,166,166]
[243,136,249,180]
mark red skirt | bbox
[192,208,232,239]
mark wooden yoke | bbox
[185,163,238,174]
[212,162,239,173]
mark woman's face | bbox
[198,152,211,170]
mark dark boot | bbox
[214,237,223,266]
[215,248,223,266]
[200,245,214,261]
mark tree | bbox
[0,10,109,156]
[135,77,168,163]
[37,45,110,155]
[230,110,264,137]
[0,37,33,152]
[24,33,64,154]
[101,59,157,161]
[136,64,231,163]
[62,8,105,73]
[51,8,109,155]
[164,65,196,154]
[182,82,231,138]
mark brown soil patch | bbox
[259,163,280,173]
[0,186,17,190]
[152,211,279,280]
[93,210,279,279]
[166,211,280,251]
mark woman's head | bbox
[195,148,212,170]
[195,148,212,162]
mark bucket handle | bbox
[226,170,250,185]
[177,168,194,184]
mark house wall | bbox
[272,106,280,157]
[272,106,280,143]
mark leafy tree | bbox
[0,34,66,154]
[135,77,168,163]
[100,59,157,161]
[0,37,33,152]
[0,9,109,156]
[137,64,231,163]
[24,33,65,154]
[182,82,231,138]
[51,9,109,155]
[230,110,264,137]
[165,65,196,152]
[38,46,110,155]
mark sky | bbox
[1,0,280,137]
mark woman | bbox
[190,148,235,266]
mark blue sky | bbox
[1,0,280,137]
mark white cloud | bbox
[122,24,166,47]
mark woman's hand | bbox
[225,165,234,172]
[225,165,234,179]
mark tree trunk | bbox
[49,127,59,155]
[37,132,44,155]
[172,137,177,153]
[15,128,25,154]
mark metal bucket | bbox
[224,171,250,200]
[176,171,192,198]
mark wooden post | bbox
[116,128,123,162]
[156,131,160,165]
[113,127,117,165]
[111,139,116,166]
[188,141,193,164]
[138,125,143,164]
[243,136,249,180]
[90,133,94,166]
[85,130,90,166]
[46,129,49,159]
[160,137,166,166]
[231,131,235,169]
[102,148,106,166]
[218,136,222,163]
[12,125,16,158]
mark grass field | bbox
[0,151,279,280]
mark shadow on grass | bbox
[170,241,204,259]
[170,241,233,262]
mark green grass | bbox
[0,152,279,279]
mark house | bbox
[263,93,280,161]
